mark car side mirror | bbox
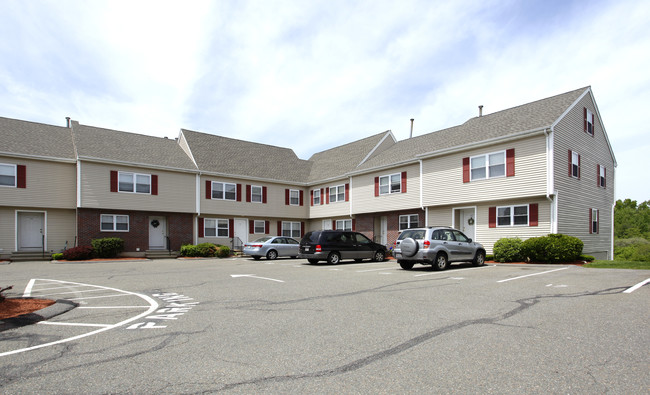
[468,239,472,243]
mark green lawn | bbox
[585,260,650,270]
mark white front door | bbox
[380,216,388,245]
[18,212,45,250]
[234,218,248,244]
[149,216,166,250]
[457,208,476,241]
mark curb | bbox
[0,299,78,332]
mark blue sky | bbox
[1,0,649,202]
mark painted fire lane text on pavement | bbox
[126,292,198,330]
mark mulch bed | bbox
[0,298,55,320]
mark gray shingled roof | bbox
[355,87,588,172]
[307,131,393,182]
[0,116,76,160]
[72,122,197,171]
[181,129,312,182]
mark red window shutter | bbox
[285,189,290,205]
[229,219,234,238]
[489,207,496,228]
[265,221,269,234]
[151,175,158,195]
[529,203,538,226]
[506,149,515,177]
[320,188,324,205]
[236,184,242,201]
[326,188,330,204]
[262,186,267,203]
[246,185,251,202]
[310,190,314,206]
[110,170,118,192]
[589,209,593,234]
[591,113,595,136]
[596,209,600,234]
[374,177,379,196]
[301,222,305,237]
[568,150,572,177]
[584,107,588,132]
[206,180,211,199]
[596,165,600,187]
[300,190,304,206]
[249,220,254,233]
[345,183,349,201]
[352,219,356,231]
[332,220,336,230]
[401,172,407,193]
[198,218,204,238]
[277,222,282,236]
[462,157,470,183]
[17,165,26,188]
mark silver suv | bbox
[394,227,486,270]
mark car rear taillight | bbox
[251,244,262,248]
[423,240,430,249]
[316,245,322,252]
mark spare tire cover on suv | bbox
[400,238,419,257]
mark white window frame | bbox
[571,151,580,178]
[212,181,237,201]
[118,171,151,194]
[379,173,401,195]
[586,109,594,135]
[329,184,345,203]
[322,219,333,230]
[591,209,599,234]
[313,189,321,205]
[100,214,129,232]
[470,151,506,181]
[0,163,16,187]
[251,185,263,203]
[204,218,229,237]
[282,221,301,238]
[254,220,266,234]
[289,189,300,206]
[336,219,352,231]
[599,166,606,188]
[399,214,419,230]
[496,205,529,227]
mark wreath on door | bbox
[467,218,474,225]
[151,219,160,228]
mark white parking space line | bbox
[414,265,495,277]
[36,288,111,297]
[38,322,113,328]
[68,293,132,301]
[356,267,399,273]
[623,278,650,293]
[497,267,569,283]
[78,306,151,309]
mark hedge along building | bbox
[0,86,616,260]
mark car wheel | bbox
[373,250,386,262]
[327,252,341,265]
[266,250,278,260]
[354,259,364,263]
[252,256,261,260]
[308,259,319,264]
[473,251,486,266]
[400,238,419,257]
[291,256,297,259]
[399,261,414,270]
[433,253,449,271]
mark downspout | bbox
[196,172,201,245]
[419,159,428,225]
[349,176,353,219]
[544,128,557,234]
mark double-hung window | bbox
[379,174,401,194]
[251,186,263,203]
[590,209,599,234]
[471,151,505,181]
[118,172,151,194]
[329,185,345,203]
[212,182,237,200]
[585,108,594,135]
[335,219,352,231]
[289,189,300,205]
[598,165,606,188]
[497,205,529,226]
[399,214,419,230]
[569,150,580,178]
[313,189,321,205]
[254,220,265,234]
[205,218,229,237]
[282,221,301,238]
[0,163,16,187]
[101,214,129,231]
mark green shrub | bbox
[614,238,650,262]
[485,254,494,261]
[51,253,64,260]
[579,254,595,262]
[217,245,231,258]
[63,246,94,261]
[91,237,124,258]
[493,237,524,262]
[521,234,583,263]
[180,243,220,257]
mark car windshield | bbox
[252,237,273,243]
[301,232,320,243]
[398,229,426,240]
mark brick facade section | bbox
[77,208,193,252]
[354,209,425,248]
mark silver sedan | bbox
[243,236,300,260]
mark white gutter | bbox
[0,151,77,163]
[77,156,199,174]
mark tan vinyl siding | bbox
[200,176,308,219]
[45,208,77,253]
[304,180,350,219]
[553,93,615,258]
[0,156,76,209]
[351,164,420,215]
[79,161,196,213]
[0,207,15,253]
[422,135,548,207]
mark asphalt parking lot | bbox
[1,257,649,394]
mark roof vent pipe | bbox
[66,117,71,128]
[478,105,483,117]
[409,118,414,138]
